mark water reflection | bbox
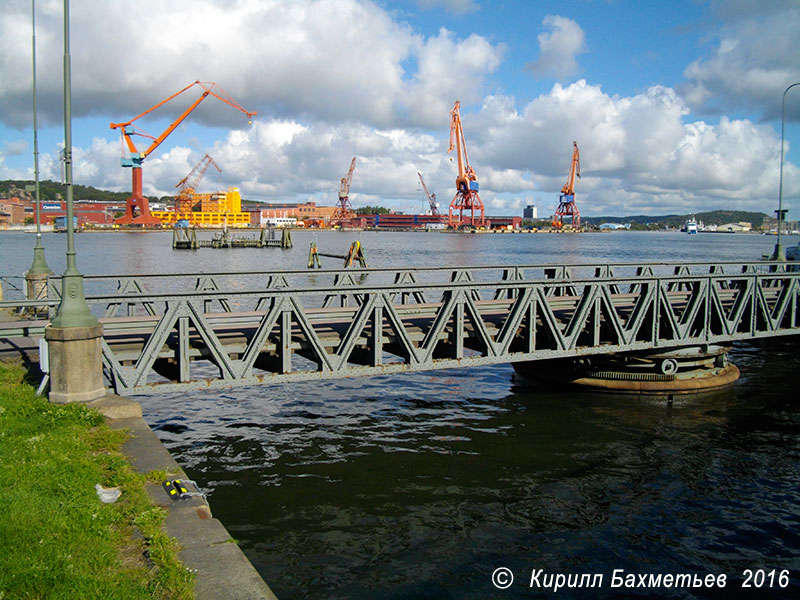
[141,345,800,599]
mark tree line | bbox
[0,179,147,203]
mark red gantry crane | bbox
[417,172,439,216]
[553,141,581,229]
[174,153,222,213]
[331,156,357,225]
[110,81,255,226]
[448,100,484,228]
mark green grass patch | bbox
[0,360,195,599]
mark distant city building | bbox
[523,204,538,219]
[254,201,337,226]
[763,216,798,234]
[599,223,628,230]
[0,198,25,226]
[718,222,752,233]
[0,196,122,228]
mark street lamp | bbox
[44,0,105,404]
[50,0,96,329]
[772,82,799,261]
[26,0,51,287]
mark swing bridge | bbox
[1,260,799,396]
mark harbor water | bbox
[3,230,800,598]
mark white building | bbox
[263,216,297,228]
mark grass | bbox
[0,359,195,599]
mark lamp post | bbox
[50,0,96,329]
[26,0,51,301]
[772,82,799,261]
[45,0,105,404]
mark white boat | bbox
[682,218,698,234]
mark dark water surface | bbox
[4,230,800,598]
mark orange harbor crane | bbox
[553,141,581,229]
[174,153,222,213]
[110,81,255,226]
[331,156,357,225]
[417,172,440,216]
[448,100,484,228]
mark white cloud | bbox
[680,7,800,120]
[525,15,587,79]
[73,137,152,195]
[471,81,793,216]
[0,0,502,131]
[3,139,27,157]
[0,139,57,181]
[406,28,504,127]
[479,168,532,194]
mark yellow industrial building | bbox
[151,187,252,227]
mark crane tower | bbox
[553,141,581,229]
[331,156,357,226]
[417,172,440,216]
[447,101,485,228]
[110,81,255,226]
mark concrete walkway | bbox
[90,395,278,600]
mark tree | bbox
[355,205,390,215]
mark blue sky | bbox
[1,0,798,218]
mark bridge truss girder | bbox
[93,265,800,395]
[2,262,798,396]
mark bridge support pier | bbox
[45,324,106,404]
[514,345,739,396]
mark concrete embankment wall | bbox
[91,395,277,600]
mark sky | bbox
[0,0,799,218]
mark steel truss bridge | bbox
[1,260,799,396]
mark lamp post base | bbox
[25,272,50,318]
[45,324,105,404]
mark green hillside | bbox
[0,180,157,203]
[582,210,769,228]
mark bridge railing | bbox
[1,261,798,395]
[2,260,796,314]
